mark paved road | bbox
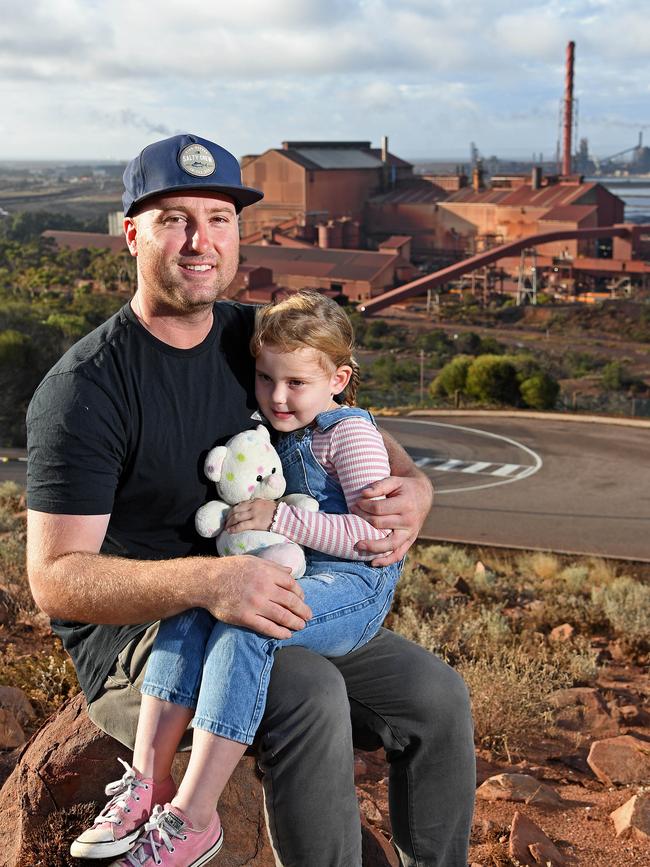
[4,416,649,560]
[0,450,27,486]
[379,415,650,562]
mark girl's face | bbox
[255,345,351,432]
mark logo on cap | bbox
[178,143,216,177]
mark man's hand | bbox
[351,474,433,566]
[27,510,311,637]
[208,554,312,640]
[225,499,277,534]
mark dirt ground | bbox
[353,658,650,866]
[2,616,649,866]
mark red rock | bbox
[354,754,368,778]
[607,639,628,663]
[0,708,25,749]
[508,811,567,866]
[549,623,574,641]
[610,792,650,841]
[360,795,383,824]
[361,818,399,867]
[0,685,36,728]
[550,687,605,711]
[617,704,642,723]
[0,694,396,867]
[476,773,563,807]
[550,686,617,735]
[587,734,650,786]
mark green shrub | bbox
[562,350,603,378]
[478,335,504,355]
[45,313,88,341]
[600,360,638,392]
[453,331,482,355]
[370,354,418,385]
[366,319,390,339]
[466,354,520,404]
[520,372,560,409]
[430,354,472,397]
[0,328,32,365]
[415,330,452,354]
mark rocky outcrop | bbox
[0,686,36,750]
[550,686,617,736]
[0,693,396,866]
[508,811,567,866]
[610,792,650,841]
[587,734,650,786]
[0,685,36,728]
[0,707,26,749]
[476,773,563,807]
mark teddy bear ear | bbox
[204,446,228,482]
[256,424,271,442]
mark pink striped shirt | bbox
[271,416,391,561]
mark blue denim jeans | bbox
[141,559,399,744]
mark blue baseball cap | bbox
[122,133,263,216]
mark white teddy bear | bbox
[195,425,319,578]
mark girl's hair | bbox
[250,290,360,406]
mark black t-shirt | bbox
[26,300,257,701]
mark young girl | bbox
[71,291,402,867]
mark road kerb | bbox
[401,409,650,428]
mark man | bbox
[26,134,475,867]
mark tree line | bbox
[0,212,132,445]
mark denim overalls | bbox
[141,407,401,745]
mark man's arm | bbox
[27,510,311,640]
[351,429,433,566]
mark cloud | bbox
[0,0,648,159]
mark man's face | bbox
[125,191,240,313]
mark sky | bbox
[1,0,649,164]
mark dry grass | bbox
[391,542,646,758]
[0,642,79,726]
[592,577,650,655]
[518,551,562,581]
[0,484,646,758]
[0,482,80,726]
[458,648,573,758]
[20,802,101,867]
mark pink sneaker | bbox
[108,804,223,866]
[70,758,176,859]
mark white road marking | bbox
[413,457,529,478]
[435,459,463,471]
[491,463,522,477]
[461,461,492,474]
[380,419,543,495]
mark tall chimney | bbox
[562,41,575,176]
[531,166,542,190]
[381,135,389,163]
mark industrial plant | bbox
[30,41,650,316]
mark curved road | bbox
[379,415,650,562]
[3,415,649,560]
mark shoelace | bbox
[93,757,149,827]
[125,806,187,866]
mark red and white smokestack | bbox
[562,41,575,176]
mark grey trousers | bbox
[88,626,475,867]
